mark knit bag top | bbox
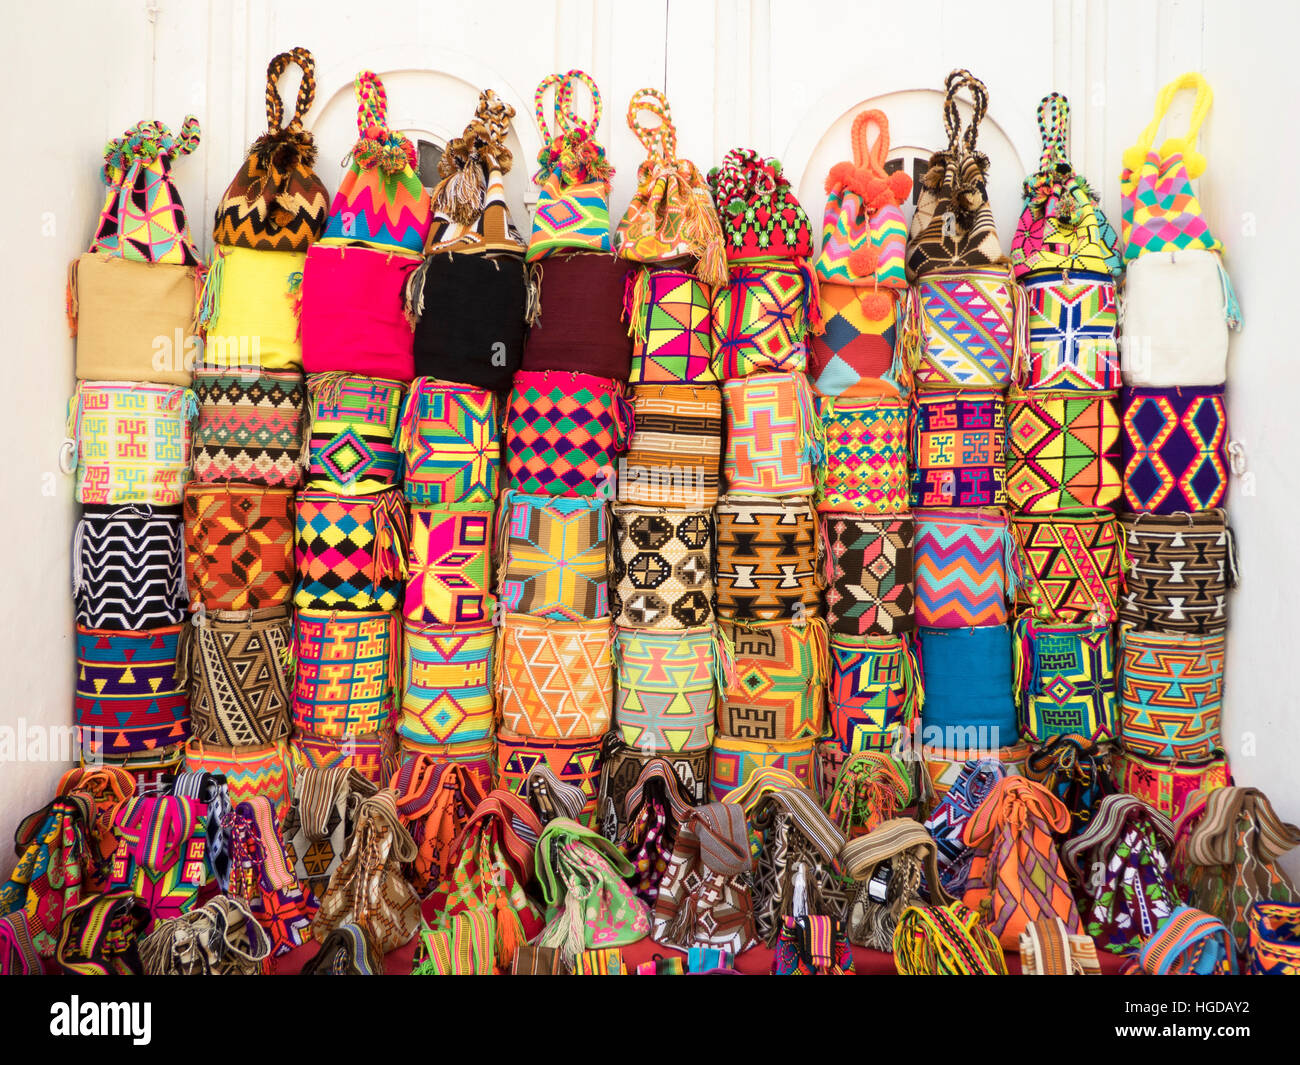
[709,148,814,262]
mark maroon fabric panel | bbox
[523,251,632,380]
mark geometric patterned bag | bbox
[191,368,306,486]
[909,265,1020,390]
[1121,385,1229,514]
[497,492,608,620]
[1022,272,1121,391]
[293,489,409,612]
[627,269,717,384]
[822,513,915,636]
[1012,508,1122,624]
[497,615,613,740]
[305,374,405,495]
[72,504,187,630]
[1119,510,1235,635]
[75,624,189,759]
[291,610,397,738]
[1014,619,1116,743]
[613,626,718,754]
[710,262,814,379]
[1005,389,1121,512]
[398,380,499,508]
[611,504,715,630]
[184,741,293,828]
[106,795,210,931]
[404,507,494,626]
[619,383,722,508]
[828,632,923,753]
[720,620,827,743]
[184,483,295,611]
[1112,749,1230,821]
[1247,902,1300,975]
[1118,628,1225,763]
[0,795,94,959]
[715,495,822,623]
[816,395,910,513]
[722,372,821,496]
[399,620,495,747]
[913,507,1014,628]
[496,730,604,827]
[910,390,1007,508]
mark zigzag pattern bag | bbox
[73,504,187,630]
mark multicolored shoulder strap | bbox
[1139,906,1238,974]
[1062,792,1174,884]
[893,902,1007,975]
[0,911,42,974]
[526,763,588,826]
[825,751,915,836]
[413,910,497,975]
[56,891,149,975]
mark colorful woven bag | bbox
[922,742,1030,808]
[523,252,631,379]
[56,892,150,975]
[75,624,188,758]
[282,766,377,900]
[721,620,827,742]
[1012,508,1122,624]
[399,380,499,508]
[139,894,272,975]
[0,795,94,958]
[1013,619,1116,743]
[1120,510,1235,635]
[771,915,855,974]
[817,395,910,513]
[223,796,316,957]
[626,268,717,383]
[293,729,398,790]
[413,911,497,975]
[404,507,494,626]
[611,504,715,630]
[960,776,1082,949]
[822,513,915,636]
[73,504,186,630]
[825,752,916,838]
[715,495,822,623]
[621,759,695,902]
[191,368,304,486]
[1010,93,1121,278]
[184,483,295,610]
[1120,73,1222,260]
[320,71,431,252]
[722,371,822,496]
[892,901,1007,974]
[1135,906,1237,974]
[185,740,293,825]
[390,758,486,894]
[615,87,727,285]
[399,620,494,746]
[906,70,1003,280]
[212,48,328,250]
[1024,734,1115,836]
[710,262,817,379]
[828,633,922,752]
[305,374,404,495]
[497,730,604,826]
[1113,749,1229,821]
[841,819,952,950]
[527,71,614,260]
[291,609,397,738]
[497,615,613,740]
[709,149,813,262]
[910,389,1007,507]
[293,489,408,611]
[497,491,607,620]
[106,795,210,930]
[917,625,1017,750]
[923,757,1008,896]
[179,606,293,747]
[599,735,712,834]
[1005,388,1121,512]
[1018,917,1102,974]
[912,507,1014,628]
[67,382,195,506]
[908,265,1021,390]
[1022,271,1121,390]
[613,626,719,753]
[1121,385,1229,514]
[619,383,721,507]
[1118,628,1224,762]
[506,370,631,497]
[197,244,306,372]
[1247,902,1300,975]
[709,735,816,801]
[57,766,138,893]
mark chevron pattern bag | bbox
[910,390,1007,507]
[906,70,1004,280]
[913,507,1015,627]
[1006,388,1121,512]
[909,265,1021,390]
[1119,510,1235,635]
[399,620,495,746]
[1022,271,1121,390]
[185,741,293,825]
[75,624,189,758]
[817,395,910,513]
[721,620,827,742]
[399,381,499,508]
[404,507,494,626]
[1247,902,1300,975]
[293,489,409,611]
[711,262,816,379]
[212,48,329,250]
[305,375,405,495]
[614,626,718,753]
[1121,73,1222,260]
[828,633,922,753]
[73,504,187,629]
[1014,619,1116,744]
[320,71,431,253]
[527,71,614,259]
[1012,508,1122,624]
[823,513,914,636]
[1118,628,1224,762]
[293,728,397,790]
[497,615,613,740]
[715,495,822,622]
[192,369,305,486]
[1011,93,1121,278]
[291,609,397,738]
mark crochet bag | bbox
[313,791,420,954]
[893,901,1007,974]
[291,610,397,738]
[223,796,317,957]
[57,766,137,893]
[293,489,409,611]
[709,735,817,801]
[840,818,952,950]
[652,801,758,954]
[912,507,1014,628]
[1022,271,1120,390]
[282,766,377,900]
[179,606,293,747]
[625,272,718,398]
[320,71,431,253]
[1118,628,1224,762]
[527,71,614,259]
[906,70,1003,280]
[809,283,905,399]
[399,620,494,746]
[1010,93,1121,278]
[399,381,499,508]
[497,491,607,620]
[722,371,822,496]
[923,757,1008,897]
[1005,388,1121,512]
[711,262,817,379]
[1121,385,1229,513]
[825,751,916,838]
[1247,901,1300,975]
[192,368,305,486]
[506,370,632,497]
[910,390,1007,508]
[1120,510,1235,635]
[197,244,306,372]
[822,513,914,636]
[771,915,855,974]
[960,776,1082,949]
[1012,508,1122,624]
[185,741,293,826]
[72,504,187,630]
[184,483,294,611]
[107,795,210,930]
[716,495,821,622]
[721,620,826,742]
[614,626,719,753]
[1176,787,1300,953]
[817,395,910,513]
[611,503,715,630]
[917,625,1017,749]
[1013,619,1116,743]
[1018,918,1102,974]
[536,818,650,964]
[908,265,1021,390]
[1134,906,1237,974]
[1024,734,1115,836]
[619,383,722,507]
[390,758,485,894]
[305,375,405,495]
[1113,749,1230,821]
[497,615,613,739]
[0,912,42,975]
[615,87,727,285]
[709,149,813,262]
[621,759,695,903]
[597,735,713,837]
[0,795,94,958]
[1120,73,1222,260]
[497,729,605,826]
[75,624,188,760]
[56,892,151,975]
[923,742,1030,809]
[212,48,329,250]
[1061,793,1179,954]
[66,381,196,506]
[139,894,271,975]
[405,507,494,626]
[523,252,631,379]
[300,923,382,974]
[828,634,922,753]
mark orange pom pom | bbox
[859,289,892,321]
[848,244,879,278]
[887,170,913,203]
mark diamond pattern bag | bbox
[1121,385,1229,514]
[1005,388,1121,512]
[822,513,915,636]
[399,620,494,746]
[305,375,405,495]
[184,483,295,611]
[1013,619,1116,743]
[192,369,305,486]
[73,504,187,630]
[399,381,499,508]
[817,395,909,513]
[293,489,409,611]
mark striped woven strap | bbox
[1062,793,1174,885]
[114,795,199,870]
[765,787,846,864]
[527,763,588,825]
[840,818,953,904]
[688,802,752,877]
[416,909,497,975]
[1140,906,1238,975]
[1019,918,1075,974]
[722,767,803,818]
[1188,787,1300,866]
[894,902,1007,975]
[56,891,148,975]
[624,757,694,826]
[458,790,544,882]
[297,766,376,840]
[0,912,41,975]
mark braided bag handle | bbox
[556,69,602,135]
[627,86,676,162]
[265,47,316,133]
[942,69,989,158]
[355,70,389,135]
[1036,92,1070,171]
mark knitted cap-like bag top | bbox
[709,148,813,262]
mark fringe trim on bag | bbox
[66,259,80,337]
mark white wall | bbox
[4,0,1296,879]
